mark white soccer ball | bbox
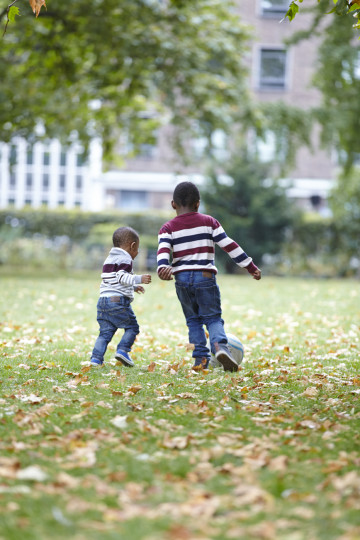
[209,333,244,368]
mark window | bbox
[259,48,287,89]
[261,0,289,17]
[8,198,15,205]
[75,175,83,191]
[76,152,87,167]
[24,198,32,205]
[27,147,33,165]
[59,174,66,192]
[43,151,50,166]
[9,172,16,187]
[41,200,48,206]
[74,201,81,207]
[26,173,33,188]
[42,173,49,191]
[58,200,65,206]
[138,144,156,160]
[120,190,148,210]
[60,151,67,166]
[256,130,277,162]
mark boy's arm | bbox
[213,221,261,279]
[157,228,173,280]
[246,262,261,280]
[116,268,142,287]
[115,263,151,287]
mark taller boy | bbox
[157,181,261,372]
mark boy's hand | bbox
[252,269,261,280]
[141,274,152,284]
[135,286,145,294]
[158,267,173,280]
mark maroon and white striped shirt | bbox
[157,212,258,275]
[100,247,142,300]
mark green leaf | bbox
[8,6,20,23]
[334,0,350,16]
[284,2,299,22]
[349,3,360,12]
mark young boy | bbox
[157,181,261,372]
[90,226,151,367]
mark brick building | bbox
[0,0,335,212]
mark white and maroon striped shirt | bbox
[157,212,258,275]
[99,247,142,300]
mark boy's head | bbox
[172,181,200,211]
[113,226,139,259]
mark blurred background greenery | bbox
[1,0,360,278]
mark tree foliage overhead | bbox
[285,0,360,172]
[0,0,251,160]
[285,0,360,29]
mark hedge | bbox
[0,207,172,243]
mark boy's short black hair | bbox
[113,226,139,248]
[173,181,200,209]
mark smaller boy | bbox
[90,226,151,367]
[157,181,261,372]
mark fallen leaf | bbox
[17,465,47,482]
[127,385,142,395]
[110,415,128,429]
[303,387,318,398]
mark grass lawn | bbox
[0,272,359,540]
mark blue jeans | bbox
[91,296,140,363]
[174,271,228,360]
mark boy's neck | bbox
[114,245,129,254]
[175,205,199,216]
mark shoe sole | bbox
[215,351,238,372]
[90,361,103,367]
[115,353,134,367]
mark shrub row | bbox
[0,208,170,244]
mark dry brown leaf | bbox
[81,365,92,374]
[0,457,21,478]
[303,386,318,398]
[147,362,156,372]
[127,385,142,395]
[162,434,190,449]
[268,455,288,472]
[175,392,196,399]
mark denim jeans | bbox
[174,271,228,360]
[91,296,140,363]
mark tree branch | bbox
[2,0,21,36]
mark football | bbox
[209,333,244,368]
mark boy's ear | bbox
[171,200,177,210]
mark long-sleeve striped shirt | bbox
[157,212,258,275]
[99,247,142,300]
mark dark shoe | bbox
[192,357,209,371]
[215,348,238,372]
[115,350,134,367]
[90,358,103,367]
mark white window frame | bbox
[259,0,289,18]
[258,47,288,90]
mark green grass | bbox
[0,273,359,540]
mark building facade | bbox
[0,0,335,213]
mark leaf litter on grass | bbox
[0,276,359,539]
